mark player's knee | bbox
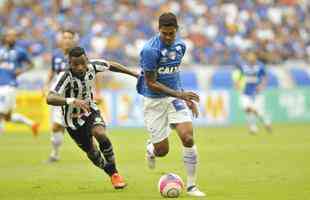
[182,134,194,147]
[245,108,252,113]
[52,123,64,132]
[3,113,11,121]
[155,147,169,157]
[91,125,106,138]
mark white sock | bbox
[0,119,4,134]
[147,142,155,157]
[183,145,198,188]
[257,112,271,126]
[11,113,33,127]
[50,132,64,158]
[245,112,258,132]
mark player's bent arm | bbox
[15,61,34,76]
[46,92,91,113]
[108,61,139,78]
[44,69,55,88]
[46,91,67,106]
[145,71,200,102]
[257,76,267,92]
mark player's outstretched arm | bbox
[145,71,200,102]
[257,76,267,93]
[15,60,34,77]
[108,61,139,78]
[42,69,55,96]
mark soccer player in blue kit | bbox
[234,50,272,134]
[0,28,39,135]
[137,12,205,197]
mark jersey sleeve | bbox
[141,47,159,72]
[50,71,71,96]
[90,59,110,73]
[181,43,186,57]
[51,53,57,72]
[18,48,31,65]
[258,63,267,78]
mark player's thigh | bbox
[0,86,16,114]
[51,107,65,128]
[67,126,93,153]
[143,97,170,144]
[88,110,107,139]
[241,95,255,111]
[167,98,192,126]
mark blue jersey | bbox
[136,35,186,98]
[51,49,67,74]
[0,45,31,86]
[238,61,266,96]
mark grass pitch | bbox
[0,124,309,200]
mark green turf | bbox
[0,124,310,200]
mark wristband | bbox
[66,98,75,105]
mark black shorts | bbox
[66,109,106,152]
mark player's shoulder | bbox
[89,58,109,65]
[174,37,186,48]
[143,35,161,51]
[14,45,27,54]
[88,58,109,71]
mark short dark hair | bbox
[69,46,86,58]
[158,12,178,29]
[62,28,76,36]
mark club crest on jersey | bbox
[168,51,176,60]
[161,49,168,56]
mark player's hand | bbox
[256,85,264,93]
[73,99,91,114]
[178,91,200,103]
[41,86,49,97]
[93,94,102,105]
[15,69,23,77]
[186,100,199,118]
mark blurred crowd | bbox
[0,0,309,67]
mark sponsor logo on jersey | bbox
[157,65,180,74]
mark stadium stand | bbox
[210,68,234,90]
[290,68,310,86]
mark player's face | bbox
[69,55,88,78]
[4,29,17,45]
[245,52,257,65]
[159,26,177,46]
[61,32,75,52]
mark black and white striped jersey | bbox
[50,59,109,130]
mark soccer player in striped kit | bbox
[46,46,138,189]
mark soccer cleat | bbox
[249,125,258,135]
[265,124,272,133]
[187,185,206,197]
[111,173,127,189]
[46,155,59,164]
[146,141,156,169]
[31,123,40,137]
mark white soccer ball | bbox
[158,173,184,198]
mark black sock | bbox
[98,137,115,163]
[86,150,116,176]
